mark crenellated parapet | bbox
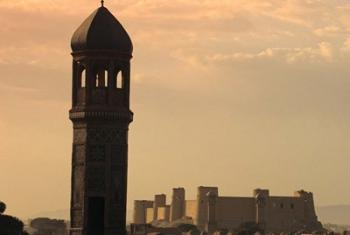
[132,187,323,235]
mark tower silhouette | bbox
[69,4,133,235]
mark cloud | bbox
[0,0,347,81]
[342,38,350,51]
[171,42,336,68]
[318,42,334,61]
[0,82,38,93]
[0,44,67,68]
[313,26,343,37]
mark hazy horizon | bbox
[21,204,350,226]
[1,0,350,219]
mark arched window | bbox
[95,76,99,87]
[116,71,122,89]
[96,70,108,87]
[81,69,86,88]
[104,70,108,87]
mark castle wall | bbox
[133,187,322,234]
[133,200,154,224]
[185,200,197,222]
[146,208,154,224]
[157,206,171,221]
[153,194,166,220]
[215,197,255,230]
[265,196,305,232]
[262,191,319,233]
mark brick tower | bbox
[69,3,133,235]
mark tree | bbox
[0,202,27,235]
[175,223,198,233]
[0,201,6,214]
[236,222,264,235]
[0,214,24,234]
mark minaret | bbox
[69,3,133,235]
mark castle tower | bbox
[170,188,185,221]
[69,3,133,235]
[153,194,166,221]
[294,190,318,222]
[206,191,218,234]
[196,186,218,231]
[133,200,154,224]
[254,189,269,231]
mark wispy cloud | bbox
[171,41,336,68]
[0,44,67,68]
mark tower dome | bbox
[71,6,133,54]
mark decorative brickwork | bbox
[88,145,105,162]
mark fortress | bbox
[133,186,323,234]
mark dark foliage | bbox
[236,222,264,235]
[0,214,24,235]
[176,223,198,232]
[0,201,6,214]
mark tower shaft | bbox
[69,56,132,235]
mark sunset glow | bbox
[1,0,350,220]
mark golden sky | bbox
[1,0,350,219]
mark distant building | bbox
[133,186,323,234]
[29,217,67,235]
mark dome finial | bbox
[101,0,104,7]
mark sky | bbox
[1,0,350,220]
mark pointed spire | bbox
[101,0,104,7]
